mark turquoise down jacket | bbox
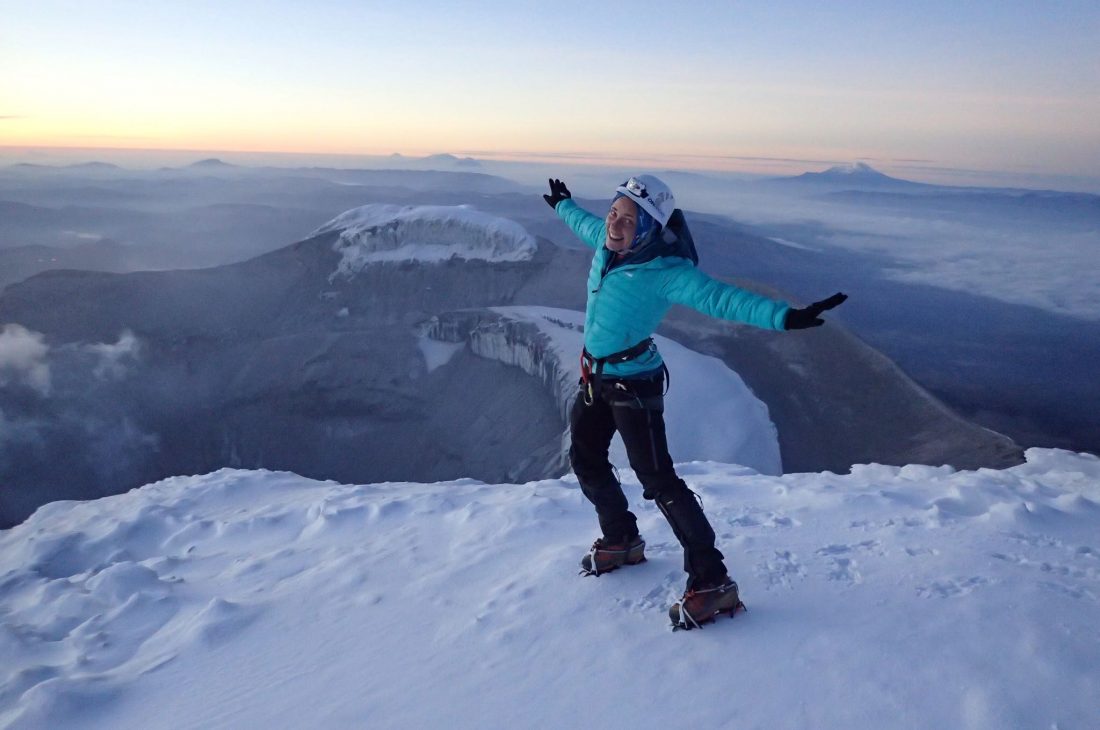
[556,198,791,378]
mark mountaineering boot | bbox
[669,576,744,630]
[580,535,646,576]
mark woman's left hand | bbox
[784,292,848,329]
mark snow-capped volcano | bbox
[313,204,537,275]
[824,162,880,176]
[773,162,928,191]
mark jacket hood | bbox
[619,208,699,267]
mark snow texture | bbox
[1,448,1098,729]
[312,204,537,277]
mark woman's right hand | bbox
[543,178,571,209]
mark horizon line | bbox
[3,143,1100,195]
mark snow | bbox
[3,445,1100,729]
[416,334,465,373]
[827,162,877,176]
[312,204,537,277]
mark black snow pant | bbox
[569,370,727,589]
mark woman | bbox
[544,175,846,629]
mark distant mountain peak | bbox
[188,158,235,169]
[68,161,122,170]
[423,153,481,168]
[824,162,880,176]
[778,161,925,189]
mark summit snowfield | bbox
[1,448,1098,729]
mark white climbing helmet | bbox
[615,174,676,227]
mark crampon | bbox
[669,578,745,630]
[579,535,646,576]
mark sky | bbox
[2,0,1099,185]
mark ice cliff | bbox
[424,306,783,476]
[312,204,537,277]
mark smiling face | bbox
[605,197,638,254]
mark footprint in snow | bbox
[822,556,862,585]
[990,552,1098,584]
[615,570,682,614]
[755,550,806,590]
[816,540,881,556]
[916,576,990,598]
[727,511,797,530]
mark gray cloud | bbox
[85,330,141,380]
[0,324,51,394]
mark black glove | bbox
[543,178,571,209]
[784,292,848,330]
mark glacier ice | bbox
[312,204,537,278]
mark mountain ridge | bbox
[0,204,1022,526]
